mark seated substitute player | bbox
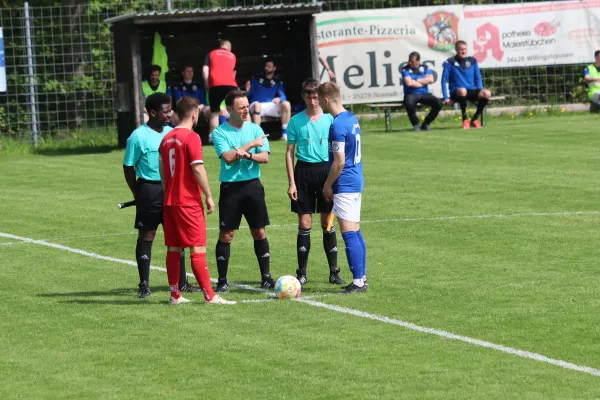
[123,93,200,298]
[158,96,235,305]
[441,40,492,129]
[584,50,600,106]
[317,82,367,294]
[212,90,276,292]
[170,64,211,125]
[246,59,291,140]
[142,65,166,97]
[402,52,442,131]
[285,78,344,286]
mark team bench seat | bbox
[368,95,507,132]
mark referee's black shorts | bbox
[134,178,163,231]
[208,85,238,112]
[219,178,270,230]
[291,160,332,215]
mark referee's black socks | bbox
[297,228,311,273]
[254,238,271,277]
[135,239,153,284]
[322,227,338,272]
[215,240,230,281]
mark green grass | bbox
[1,115,600,399]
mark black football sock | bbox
[323,227,339,272]
[135,239,152,284]
[179,249,187,286]
[297,228,311,273]
[472,97,489,122]
[457,96,468,120]
[254,238,271,278]
[215,240,230,281]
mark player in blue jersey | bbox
[285,79,343,286]
[123,93,199,298]
[441,40,492,129]
[246,60,291,140]
[316,82,367,294]
[402,52,442,131]
[212,90,276,291]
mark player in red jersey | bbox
[159,96,235,305]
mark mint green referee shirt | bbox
[123,124,172,181]
[287,111,333,163]
[213,121,270,182]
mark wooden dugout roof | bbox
[104,3,323,25]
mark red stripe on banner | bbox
[318,37,407,48]
[465,0,600,19]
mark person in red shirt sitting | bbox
[158,96,236,305]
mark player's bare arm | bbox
[403,76,422,88]
[420,73,434,85]
[285,143,297,200]
[202,65,209,84]
[191,163,215,214]
[220,147,250,165]
[248,150,269,164]
[123,165,137,197]
[323,151,345,201]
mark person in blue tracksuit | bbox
[402,51,442,131]
[441,40,492,129]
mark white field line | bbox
[1,230,599,378]
[3,210,599,245]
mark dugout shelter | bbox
[105,3,323,148]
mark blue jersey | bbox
[247,73,287,103]
[171,81,207,105]
[123,124,172,181]
[328,111,364,194]
[402,64,433,95]
[441,56,483,99]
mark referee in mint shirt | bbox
[123,93,199,298]
[212,90,275,292]
[285,79,343,286]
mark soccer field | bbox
[1,115,600,399]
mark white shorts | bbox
[592,91,600,105]
[332,193,362,222]
[250,101,282,118]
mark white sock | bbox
[282,123,288,129]
[353,278,364,287]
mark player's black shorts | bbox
[219,178,270,230]
[208,85,238,112]
[134,178,163,231]
[291,161,332,215]
[450,89,481,102]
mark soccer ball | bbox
[274,275,302,300]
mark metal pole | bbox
[167,0,172,11]
[24,2,39,146]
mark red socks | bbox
[166,250,181,299]
[191,252,216,301]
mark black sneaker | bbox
[296,269,307,286]
[138,281,151,298]
[343,283,367,294]
[179,280,202,293]
[261,274,276,289]
[329,268,345,285]
[421,124,431,131]
[215,279,229,293]
[413,124,421,132]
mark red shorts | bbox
[163,205,206,248]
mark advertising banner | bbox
[316,6,464,104]
[463,0,600,68]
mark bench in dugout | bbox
[368,95,506,132]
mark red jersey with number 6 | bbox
[159,127,204,207]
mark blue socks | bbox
[357,230,366,278]
[342,231,364,280]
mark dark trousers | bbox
[404,93,443,127]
